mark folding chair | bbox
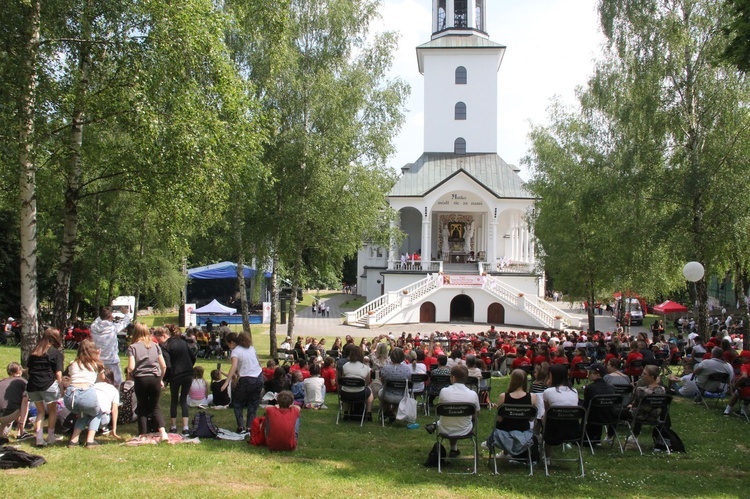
[379,379,410,426]
[435,403,478,474]
[518,364,534,378]
[429,374,452,416]
[489,404,537,476]
[583,394,624,454]
[624,394,673,455]
[480,371,492,408]
[410,373,429,416]
[626,360,644,383]
[326,349,340,360]
[697,372,731,409]
[336,377,368,426]
[541,406,587,477]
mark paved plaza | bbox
[267,292,651,339]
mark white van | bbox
[111,296,135,320]
[624,298,644,326]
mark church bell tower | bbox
[432,0,487,38]
[418,0,505,155]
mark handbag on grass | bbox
[396,382,417,423]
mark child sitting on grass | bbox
[303,364,326,409]
[264,390,300,451]
[291,371,305,406]
[210,369,231,408]
[187,366,211,407]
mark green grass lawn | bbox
[1,343,748,498]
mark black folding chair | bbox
[429,374,452,415]
[697,372,731,409]
[480,371,492,408]
[624,394,673,455]
[379,379,410,426]
[626,360,644,383]
[489,404,537,476]
[336,377,368,426]
[435,403,478,474]
[411,373,429,416]
[541,406,587,477]
[583,394,624,454]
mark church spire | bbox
[432,0,487,39]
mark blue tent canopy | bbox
[187,261,271,280]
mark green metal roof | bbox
[389,153,533,199]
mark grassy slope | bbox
[0,344,748,498]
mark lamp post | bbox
[683,261,705,338]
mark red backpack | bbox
[249,416,266,446]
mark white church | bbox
[349,0,578,330]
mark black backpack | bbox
[0,446,46,469]
[423,442,447,467]
[190,411,219,439]
[653,426,686,453]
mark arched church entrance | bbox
[420,302,436,323]
[450,294,474,322]
[487,303,505,324]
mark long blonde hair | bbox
[130,323,154,349]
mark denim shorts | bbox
[28,381,61,403]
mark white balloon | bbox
[682,261,704,282]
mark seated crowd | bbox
[2,319,747,460]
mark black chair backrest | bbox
[338,376,366,390]
[707,372,730,383]
[546,406,586,422]
[629,360,644,368]
[574,362,590,371]
[634,394,672,423]
[588,394,622,409]
[411,373,429,383]
[612,384,633,396]
[326,349,340,359]
[430,374,451,386]
[519,365,534,375]
[481,371,492,380]
[436,403,477,418]
[497,404,537,420]
[384,379,410,391]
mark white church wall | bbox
[422,51,498,153]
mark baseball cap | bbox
[585,363,607,376]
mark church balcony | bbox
[479,260,537,275]
[388,260,443,272]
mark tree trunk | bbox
[52,11,92,330]
[286,249,303,337]
[236,255,251,337]
[735,265,749,351]
[268,240,280,359]
[18,0,41,367]
[587,291,596,335]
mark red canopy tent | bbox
[653,300,688,314]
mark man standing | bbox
[90,306,130,387]
[436,365,480,458]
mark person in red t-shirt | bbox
[262,360,277,381]
[724,350,750,417]
[624,343,644,380]
[511,346,531,369]
[289,359,311,380]
[569,348,589,384]
[265,391,301,451]
[321,357,337,393]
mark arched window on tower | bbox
[454,138,466,155]
[455,102,467,120]
[475,0,484,31]
[437,0,446,31]
[455,66,467,84]
[454,0,468,28]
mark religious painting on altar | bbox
[448,222,464,241]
